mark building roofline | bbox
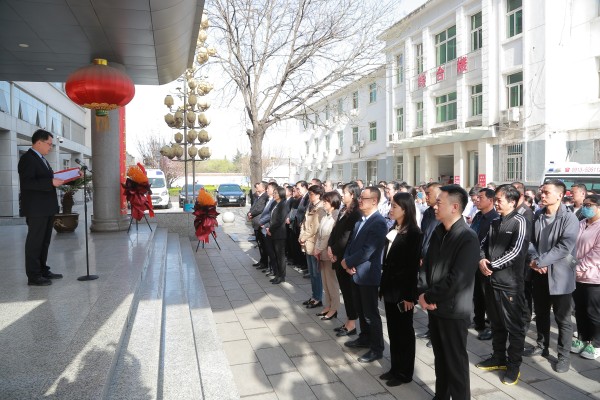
[377,0,435,41]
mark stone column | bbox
[90,109,129,231]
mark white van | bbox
[541,163,600,194]
[146,169,172,209]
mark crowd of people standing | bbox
[246,177,600,400]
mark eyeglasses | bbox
[42,140,53,146]
[358,196,374,201]
[583,203,597,208]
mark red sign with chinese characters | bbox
[436,66,445,82]
[478,174,486,187]
[454,175,461,185]
[417,73,426,88]
[457,56,468,74]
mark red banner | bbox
[454,175,461,185]
[478,174,486,187]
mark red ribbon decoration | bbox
[122,178,155,221]
[193,203,219,243]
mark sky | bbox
[124,0,428,162]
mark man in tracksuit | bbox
[418,185,480,400]
[476,185,529,385]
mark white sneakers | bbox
[572,339,599,360]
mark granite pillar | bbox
[90,109,129,231]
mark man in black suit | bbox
[248,181,269,267]
[18,129,65,286]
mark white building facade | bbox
[0,81,92,217]
[298,0,600,187]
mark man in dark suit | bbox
[18,129,65,286]
[341,186,388,363]
[248,181,269,268]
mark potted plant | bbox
[53,172,91,233]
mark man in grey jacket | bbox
[524,179,579,373]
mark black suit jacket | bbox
[268,200,288,240]
[18,149,59,217]
[249,192,269,229]
[380,226,423,304]
[328,207,362,262]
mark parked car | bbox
[216,183,246,207]
[147,169,171,209]
[179,183,204,208]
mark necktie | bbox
[42,156,51,170]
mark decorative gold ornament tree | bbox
[161,13,216,207]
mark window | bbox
[325,134,330,151]
[367,161,377,185]
[369,83,377,103]
[352,126,359,145]
[471,84,483,116]
[435,26,456,66]
[0,82,10,113]
[305,141,310,154]
[415,44,424,74]
[396,108,404,132]
[314,138,319,153]
[325,104,330,121]
[369,122,377,141]
[416,102,423,129]
[337,98,344,114]
[396,54,404,84]
[507,0,522,38]
[471,12,482,51]
[337,130,344,149]
[395,156,404,180]
[507,72,523,107]
[503,143,523,181]
[436,92,457,123]
[337,164,344,180]
[352,91,359,109]
[352,163,359,180]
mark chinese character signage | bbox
[436,66,445,82]
[478,174,486,187]
[417,73,426,88]
[457,56,468,74]
[454,175,461,185]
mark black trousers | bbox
[384,301,415,379]
[335,263,357,320]
[484,283,526,368]
[573,282,600,348]
[429,314,470,400]
[290,225,306,267]
[473,270,487,328]
[264,234,276,273]
[272,239,287,280]
[352,283,384,353]
[523,279,534,334]
[531,274,573,358]
[254,228,268,265]
[25,216,53,279]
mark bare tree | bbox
[135,133,183,187]
[210,0,393,185]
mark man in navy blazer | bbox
[341,186,388,362]
[18,129,65,286]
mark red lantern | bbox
[66,58,135,120]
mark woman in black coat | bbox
[267,186,288,284]
[327,182,362,336]
[379,192,423,386]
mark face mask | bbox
[417,192,425,199]
[581,206,596,219]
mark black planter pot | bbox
[53,213,79,233]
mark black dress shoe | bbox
[307,301,322,309]
[416,330,430,339]
[43,272,63,279]
[336,328,356,337]
[252,262,261,267]
[358,350,383,363]
[316,311,328,316]
[321,312,338,321]
[386,376,412,386]
[271,278,284,284]
[379,371,394,380]
[344,339,369,348]
[334,325,346,332]
[302,298,313,306]
[478,328,493,340]
[28,277,52,286]
[523,346,549,357]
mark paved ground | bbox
[1,202,599,399]
[196,206,600,400]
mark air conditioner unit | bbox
[388,133,396,142]
[358,140,365,148]
[508,107,520,122]
[350,109,359,117]
[326,162,333,169]
[335,148,342,155]
[351,144,358,153]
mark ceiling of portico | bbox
[0,0,205,85]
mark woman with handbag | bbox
[379,192,422,386]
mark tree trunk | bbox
[248,128,265,186]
